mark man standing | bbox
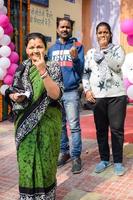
[48,17,84,174]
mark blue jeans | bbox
[60,90,82,159]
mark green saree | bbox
[10,59,63,200]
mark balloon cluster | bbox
[121,19,133,102]
[121,19,133,46]
[122,53,133,103]
[0,0,19,95]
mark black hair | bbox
[25,32,47,49]
[57,17,73,30]
[96,22,112,43]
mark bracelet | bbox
[40,70,48,79]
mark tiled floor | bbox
[0,110,133,200]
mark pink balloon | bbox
[4,23,13,35]
[127,85,133,99]
[128,98,133,103]
[121,19,133,35]
[0,14,10,28]
[123,78,132,89]
[3,74,13,86]
[7,63,18,75]
[127,35,133,46]
[9,51,19,63]
[8,42,15,51]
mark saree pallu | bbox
[13,62,62,200]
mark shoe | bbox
[72,157,82,174]
[95,161,111,173]
[57,153,70,167]
[114,163,125,176]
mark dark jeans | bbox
[92,96,127,163]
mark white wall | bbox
[30,0,82,45]
[90,0,120,47]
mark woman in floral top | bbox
[82,22,127,176]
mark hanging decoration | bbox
[0,0,19,95]
[121,19,133,102]
[122,53,133,102]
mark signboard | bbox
[65,0,75,2]
[31,0,49,7]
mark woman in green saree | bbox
[7,33,63,199]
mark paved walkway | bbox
[0,110,133,200]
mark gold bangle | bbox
[40,71,48,79]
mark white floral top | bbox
[82,44,126,98]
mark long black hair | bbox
[96,22,112,43]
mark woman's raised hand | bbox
[32,52,47,75]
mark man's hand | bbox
[69,46,78,59]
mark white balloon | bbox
[0,84,9,95]
[0,0,4,9]
[122,53,133,78]
[0,26,4,39]
[0,57,11,69]
[127,69,133,83]
[0,46,11,57]
[127,85,133,100]
[0,67,7,80]
[0,34,11,45]
[0,6,7,15]
[121,64,127,78]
